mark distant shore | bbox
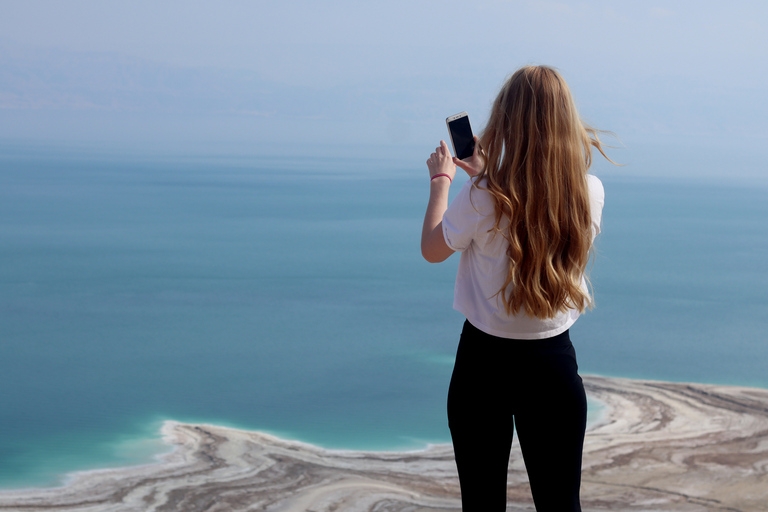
[1,376,767,512]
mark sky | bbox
[1,0,767,180]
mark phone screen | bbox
[447,115,475,160]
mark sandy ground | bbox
[1,376,767,512]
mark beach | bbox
[1,376,766,512]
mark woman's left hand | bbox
[453,136,484,177]
[426,141,456,183]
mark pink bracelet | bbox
[430,173,452,183]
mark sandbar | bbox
[1,376,767,511]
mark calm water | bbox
[1,146,766,489]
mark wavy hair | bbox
[476,65,612,318]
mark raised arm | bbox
[421,141,456,263]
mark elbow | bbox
[422,251,440,264]
[421,226,454,263]
[421,245,450,264]
[421,245,436,263]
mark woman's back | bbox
[477,65,611,321]
[442,173,604,339]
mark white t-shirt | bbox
[442,174,605,340]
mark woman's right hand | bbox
[426,140,457,183]
[453,136,484,177]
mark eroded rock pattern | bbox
[1,376,766,512]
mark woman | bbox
[420,65,612,512]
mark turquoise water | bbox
[0,146,766,489]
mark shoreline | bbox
[1,376,767,511]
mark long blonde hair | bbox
[477,65,611,318]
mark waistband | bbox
[461,319,572,349]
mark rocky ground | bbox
[1,376,767,512]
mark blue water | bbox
[0,145,766,489]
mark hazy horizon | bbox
[1,1,767,182]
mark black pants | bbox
[447,320,587,512]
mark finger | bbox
[440,140,451,155]
[453,157,471,172]
[473,136,483,156]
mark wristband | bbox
[430,173,452,183]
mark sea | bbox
[0,143,766,490]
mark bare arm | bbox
[421,180,454,263]
[421,141,456,263]
[421,138,485,263]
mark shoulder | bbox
[448,176,494,216]
[587,174,605,204]
[464,176,495,215]
[442,176,496,251]
[586,175,605,237]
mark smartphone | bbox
[446,112,475,160]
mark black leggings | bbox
[447,320,587,512]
